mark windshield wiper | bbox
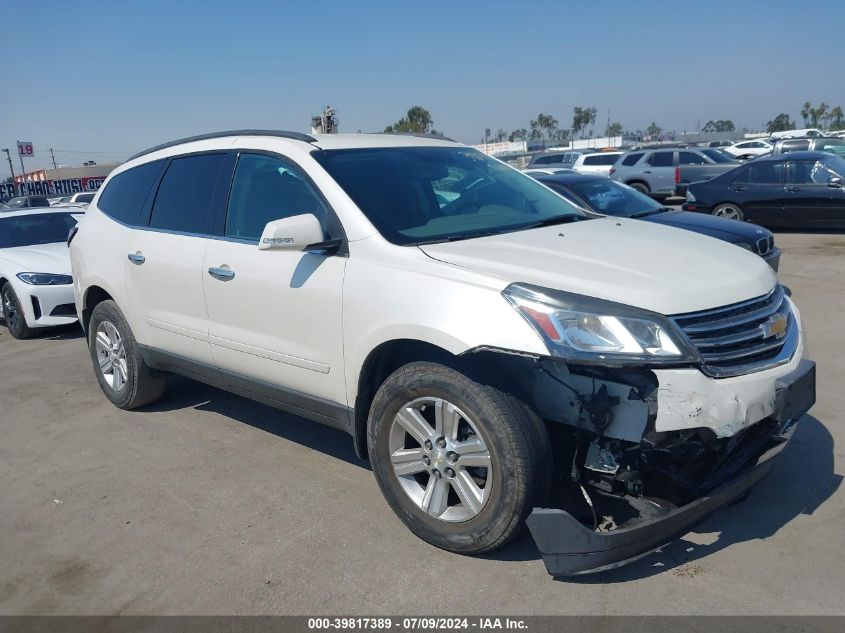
[518,214,587,229]
[628,208,667,218]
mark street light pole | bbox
[2,148,15,185]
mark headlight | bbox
[16,272,73,285]
[503,283,698,365]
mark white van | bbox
[69,130,815,576]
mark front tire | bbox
[1,282,33,340]
[88,300,166,409]
[368,361,551,555]
[712,203,745,221]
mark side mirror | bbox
[258,214,324,251]
[829,176,843,188]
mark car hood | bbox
[418,217,776,315]
[642,210,770,245]
[0,242,72,275]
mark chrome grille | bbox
[755,236,774,256]
[671,285,795,377]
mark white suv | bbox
[70,130,815,576]
[569,151,623,176]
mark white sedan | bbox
[0,208,82,339]
[722,139,773,158]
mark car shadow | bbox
[562,414,840,582]
[141,375,370,471]
[40,323,85,340]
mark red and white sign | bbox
[17,141,34,157]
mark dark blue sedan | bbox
[530,171,780,271]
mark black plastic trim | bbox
[127,130,317,162]
[138,345,352,433]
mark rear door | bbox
[642,150,675,194]
[783,160,845,227]
[728,161,785,226]
[124,152,232,366]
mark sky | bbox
[2,0,843,173]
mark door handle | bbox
[730,185,745,192]
[784,186,801,193]
[127,252,145,265]
[208,267,235,281]
[643,170,652,174]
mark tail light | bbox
[67,226,79,246]
[674,166,681,184]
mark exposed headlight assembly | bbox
[503,283,698,365]
[16,272,73,285]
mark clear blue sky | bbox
[2,0,843,173]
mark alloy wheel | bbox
[95,321,128,392]
[388,397,493,522]
[2,288,18,330]
[713,204,743,220]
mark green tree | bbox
[800,102,812,127]
[646,122,662,138]
[605,121,623,137]
[766,113,795,133]
[508,128,528,142]
[702,119,735,133]
[384,105,436,134]
[536,113,559,142]
[572,106,598,138]
[830,106,844,131]
[494,128,508,142]
[810,102,828,128]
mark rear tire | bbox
[88,300,166,409]
[627,181,650,195]
[712,203,745,221]
[1,283,33,340]
[368,361,552,555]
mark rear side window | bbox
[646,151,674,167]
[737,162,783,184]
[678,151,707,165]
[148,154,227,233]
[583,155,603,165]
[621,152,644,166]
[97,159,165,225]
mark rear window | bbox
[0,212,79,248]
[148,154,227,234]
[621,152,644,166]
[781,140,810,153]
[646,151,673,167]
[583,155,603,166]
[97,159,165,225]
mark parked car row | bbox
[2,131,816,580]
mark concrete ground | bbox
[1,232,843,615]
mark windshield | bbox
[0,212,79,248]
[314,147,587,245]
[565,179,664,217]
[823,155,845,176]
[701,149,737,163]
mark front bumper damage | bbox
[526,358,816,577]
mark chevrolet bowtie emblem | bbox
[761,314,788,339]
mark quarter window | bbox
[678,151,707,165]
[225,153,327,241]
[148,154,227,234]
[97,159,165,225]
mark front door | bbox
[784,160,845,228]
[202,152,347,411]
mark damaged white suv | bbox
[70,131,815,576]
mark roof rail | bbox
[127,129,317,162]
[381,131,457,143]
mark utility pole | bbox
[49,148,58,170]
[2,148,15,184]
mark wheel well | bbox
[625,179,650,191]
[353,339,517,460]
[82,286,113,336]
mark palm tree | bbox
[801,102,812,127]
[830,106,844,130]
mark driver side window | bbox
[225,153,327,241]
